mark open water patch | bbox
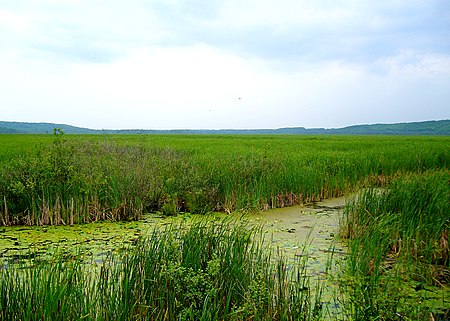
[246,197,348,318]
[0,198,350,318]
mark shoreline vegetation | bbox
[341,171,449,320]
[0,133,448,320]
[0,219,326,320]
[1,132,448,225]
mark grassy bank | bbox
[0,218,324,320]
[1,133,449,225]
[340,170,449,320]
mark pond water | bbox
[2,197,447,319]
[0,197,348,317]
[245,197,347,318]
[248,197,346,268]
[0,197,346,268]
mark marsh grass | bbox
[1,134,448,226]
[341,170,449,320]
[1,134,448,319]
[0,218,324,320]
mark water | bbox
[0,198,348,316]
[246,197,347,318]
[0,199,346,266]
[248,197,346,266]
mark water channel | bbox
[3,196,448,319]
[0,197,348,318]
[0,197,346,267]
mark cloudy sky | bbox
[1,0,449,129]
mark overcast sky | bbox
[1,0,449,129]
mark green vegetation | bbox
[1,133,449,225]
[341,171,449,320]
[0,133,449,320]
[0,218,323,320]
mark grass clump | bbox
[0,134,449,225]
[0,218,323,320]
[341,170,449,320]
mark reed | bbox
[0,134,448,225]
[1,133,448,319]
[0,218,324,320]
[341,170,449,319]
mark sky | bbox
[1,0,449,130]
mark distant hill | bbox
[0,120,449,135]
[326,120,450,135]
[0,122,97,134]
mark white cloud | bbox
[0,9,29,32]
[0,0,449,129]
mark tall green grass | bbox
[1,133,449,319]
[0,218,323,320]
[341,170,449,320]
[0,133,449,225]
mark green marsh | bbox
[0,133,448,320]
